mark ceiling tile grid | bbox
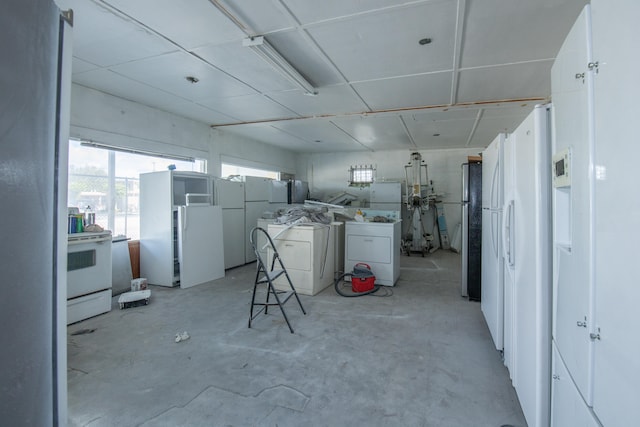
[59,0,588,152]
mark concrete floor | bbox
[67,250,526,427]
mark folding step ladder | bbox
[248,227,306,333]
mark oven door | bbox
[67,235,112,299]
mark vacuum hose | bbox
[334,272,381,297]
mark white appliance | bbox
[501,105,552,427]
[461,160,482,300]
[269,180,288,204]
[369,182,402,212]
[344,210,401,287]
[481,134,505,351]
[140,171,225,288]
[214,178,246,269]
[550,3,640,426]
[67,231,113,324]
[243,176,271,263]
[287,179,309,204]
[267,223,335,296]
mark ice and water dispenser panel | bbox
[553,147,572,249]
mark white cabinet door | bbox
[551,343,600,427]
[591,1,640,425]
[550,5,595,404]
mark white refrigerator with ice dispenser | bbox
[502,105,552,427]
[481,133,505,351]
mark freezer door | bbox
[482,135,503,209]
[461,203,468,297]
[214,179,245,208]
[178,206,225,288]
[481,208,504,350]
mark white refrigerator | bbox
[140,171,225,288]
[369,182,402,212]
[244,176,271,263]
[550,2,640,426]
[481,133,505,351]
[502,105,552,427]
[214,178,246,269]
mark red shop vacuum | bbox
[334,263,380,297]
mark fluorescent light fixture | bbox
[243,36,318,96]
[80,141,195,163]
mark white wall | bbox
[69,84,298,177]
[298,148,483,234]
[210,129,298,178]
[70,84,211,162]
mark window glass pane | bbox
[68,140,206,240]
[221,163,279,179]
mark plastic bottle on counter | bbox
[84,205,95,227]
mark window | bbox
[348,164,375,186]
[68,140,205,239]
[221,163,279,179]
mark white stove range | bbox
[67,231,112,324]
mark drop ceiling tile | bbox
[267,85,368,117]
[73,68,193,108]
[331,116,413,150]
[198,94,298,122]
[105,0,244,49]
[284,0,424,25]
[352,72,453,111]
[269,118,366,152]
[219,1,294,34]
[74,31,177,68]
[461,0,588,68]
[72,57,100,74]
[467,111,531,148]
[161,101,238,125]
[306,0,457,81]
[109,51,256,100]
[406,108,480,123]
[272,119,358,145]
[456,61,553,103]
[192,42,298,93]
[63,0,176,67]
[404,114,476,149]
[220,123,311,152]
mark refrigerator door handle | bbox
[491,211,499,258]
[491,160,499,209]
[502,200,514,266]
